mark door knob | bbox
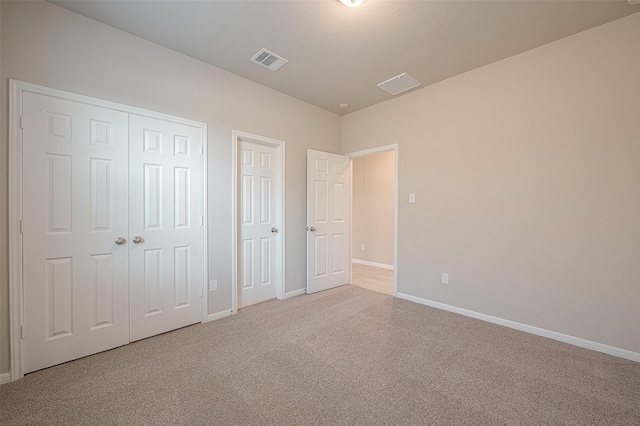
[133,236,143,244]
[271,228,278,233]
[115,237,126,245]
[309,227,316,232]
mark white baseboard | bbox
[204,309,235,323]
[396,292,640,363]
[352,259,394,270]
[285,288,306,299]
[0,372,10,385]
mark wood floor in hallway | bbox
[350,262,394,295]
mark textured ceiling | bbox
[52,1,639,116]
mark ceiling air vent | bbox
[250,48,288,71]
[377,73,421,96]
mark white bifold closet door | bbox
[128,115,204,342]
[22,93,130,373]
[21,93,204,373]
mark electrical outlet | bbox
[209,279,218,292]
[441,273,449,285]
[361,243,365,250]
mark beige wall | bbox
[342,13,640,353]
[352,152,394,266]
[0,1,341,374]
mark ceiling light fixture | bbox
[339,103,349,109]
[340,0,364,7]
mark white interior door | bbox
[128,114,204,342]
[307,150,351,294]
[238,141,281,308]
[22,93,129,373]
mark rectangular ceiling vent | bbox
[377,72,421,96]
[250,48,288,71]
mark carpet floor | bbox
[1,285,638,425]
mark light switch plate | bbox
[409,193,416,203]
[210,279,218,292]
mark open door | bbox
[307,150,351,294]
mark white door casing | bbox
[238,141,281,307]
[22,93,130,373]
[129,114,204,342]
[307,150,351,294]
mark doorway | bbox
[347,145,398,296]
[232,131,285,310]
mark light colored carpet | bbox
[1,285,638,425]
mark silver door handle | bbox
[309,227,316,232]
[133,236,143,244]
[115,237,126,245]
[271,228,278,233]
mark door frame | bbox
[8,80,209,382]
[231,130,286,313]
[345,144,399,296]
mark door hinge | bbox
[201,287,204,297]
[21,324,25,339]
[19,220,24,234]
[20,115,24,129]
[200,216,204,226]
[200,145,204,155]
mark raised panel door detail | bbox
[242,149,254,167]
[46,257,73,340]
[333,162,344,175]
[314,180,328,223]
[144,164,162,230]
[314,235,328,278]
[173,135,190,157]
[143,129,162,154]
[91,254,113,329]
[48,154,72,234]
[174,167,190,229]
[174,246,190,309]
[144,249,162,316]
[242,175,254,225]
[260,152,271,169]
[332,234,345,274]
[333,182,345,222]
[242,239,254,289]
[46,112,72,142]
[90,119,112,147]
[315,158,328,173]
[260,237,271,286]
[260,177,271,224]
[90,158,112,232]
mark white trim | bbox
[201,124,209,325]
[345,144,399,297]
[204,309,235,323]
[396,292,640,363]
[0,373,11,386]
[8,80,209,382]
[285,288,306,299]
[231,130,286,313]
[9,80,25,382]
[352,259,394,270]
